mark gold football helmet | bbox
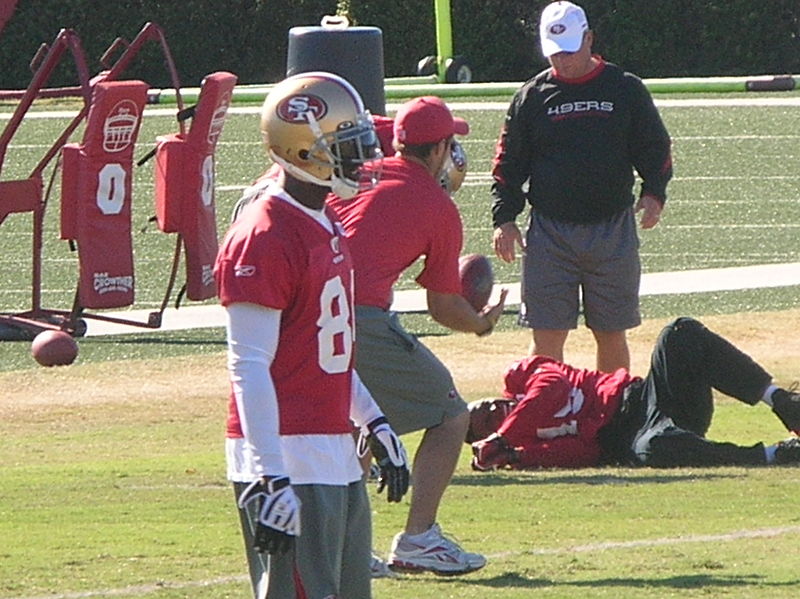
[260,71,382,198]
[439,138,468,194]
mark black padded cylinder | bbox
[286,23,386,115]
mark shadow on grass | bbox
[450,471,741,487]
[448,572,784,590]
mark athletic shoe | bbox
[771,386,800,434]
[471,433,516,471]
[387,523,487,575]
[773,437,800,465]
[370,551,397,578]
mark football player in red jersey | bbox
[215,72,408,599]
[328,96,507,575]
[468,317,800,470]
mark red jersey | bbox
[499,356,638,467]
[216,190,356,436]
[328,156,463,309]
[372,114,396,157]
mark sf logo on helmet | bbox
[277,94,328,123]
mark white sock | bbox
[764,443,778,464]
[405,525,434,541]
[762,384,779,407]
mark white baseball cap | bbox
[539,1,589,57]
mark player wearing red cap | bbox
[329,96,507,575]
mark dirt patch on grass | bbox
[427,310,800,398]
[0,354,229,420]
[2,310,799,418]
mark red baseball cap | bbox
[393,96,469,145]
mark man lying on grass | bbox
[468,317,800,470]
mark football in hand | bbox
[31,330,79,367]
[458,254,494,311]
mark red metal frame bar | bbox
[0,29,91,337]
[0,22,185,338]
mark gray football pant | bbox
[234,479,372,599]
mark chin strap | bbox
[269,151,329,186]
[330,176,358,199]
[269,151,359,199]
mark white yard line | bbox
[81,262,800,337]
[491,524,800,558]
[10,525,800,599]
[9,576,249,599]
[3,96,800,121]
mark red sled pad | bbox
[0,177,41,225]
[60,80,148,308]
[154,71,237,300]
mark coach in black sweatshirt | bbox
[491,1,672,373]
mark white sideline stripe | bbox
[490,525,800,558]
[4,96,800,121]
[13,132,796,150]
[9,575,249,599]
[81,262,800,337]
[11,525,800,599]
[220,171,800,194]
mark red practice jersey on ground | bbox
[328,155,463,309]
[216,191,356,436]
[499,356,638,467]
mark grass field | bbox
[1,93,800,598]
[2,313,800,599]
[2,93,800,369]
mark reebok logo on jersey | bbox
[547,100,614,117]
[234,265,256,277]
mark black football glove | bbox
[237,476,301,555]
[358,416,410,502]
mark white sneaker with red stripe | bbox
[370,551,397,578]
[387,523,487,575]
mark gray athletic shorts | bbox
[354,306,467,436]
[520,207,641,331]
[234,479,372,599]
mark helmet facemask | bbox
[466,398,517,444]
[439,138,468,194]
[306,110,383,199]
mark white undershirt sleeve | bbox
[349,370,384,429]
[225,302,286,478]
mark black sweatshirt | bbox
[491,60,672,226]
